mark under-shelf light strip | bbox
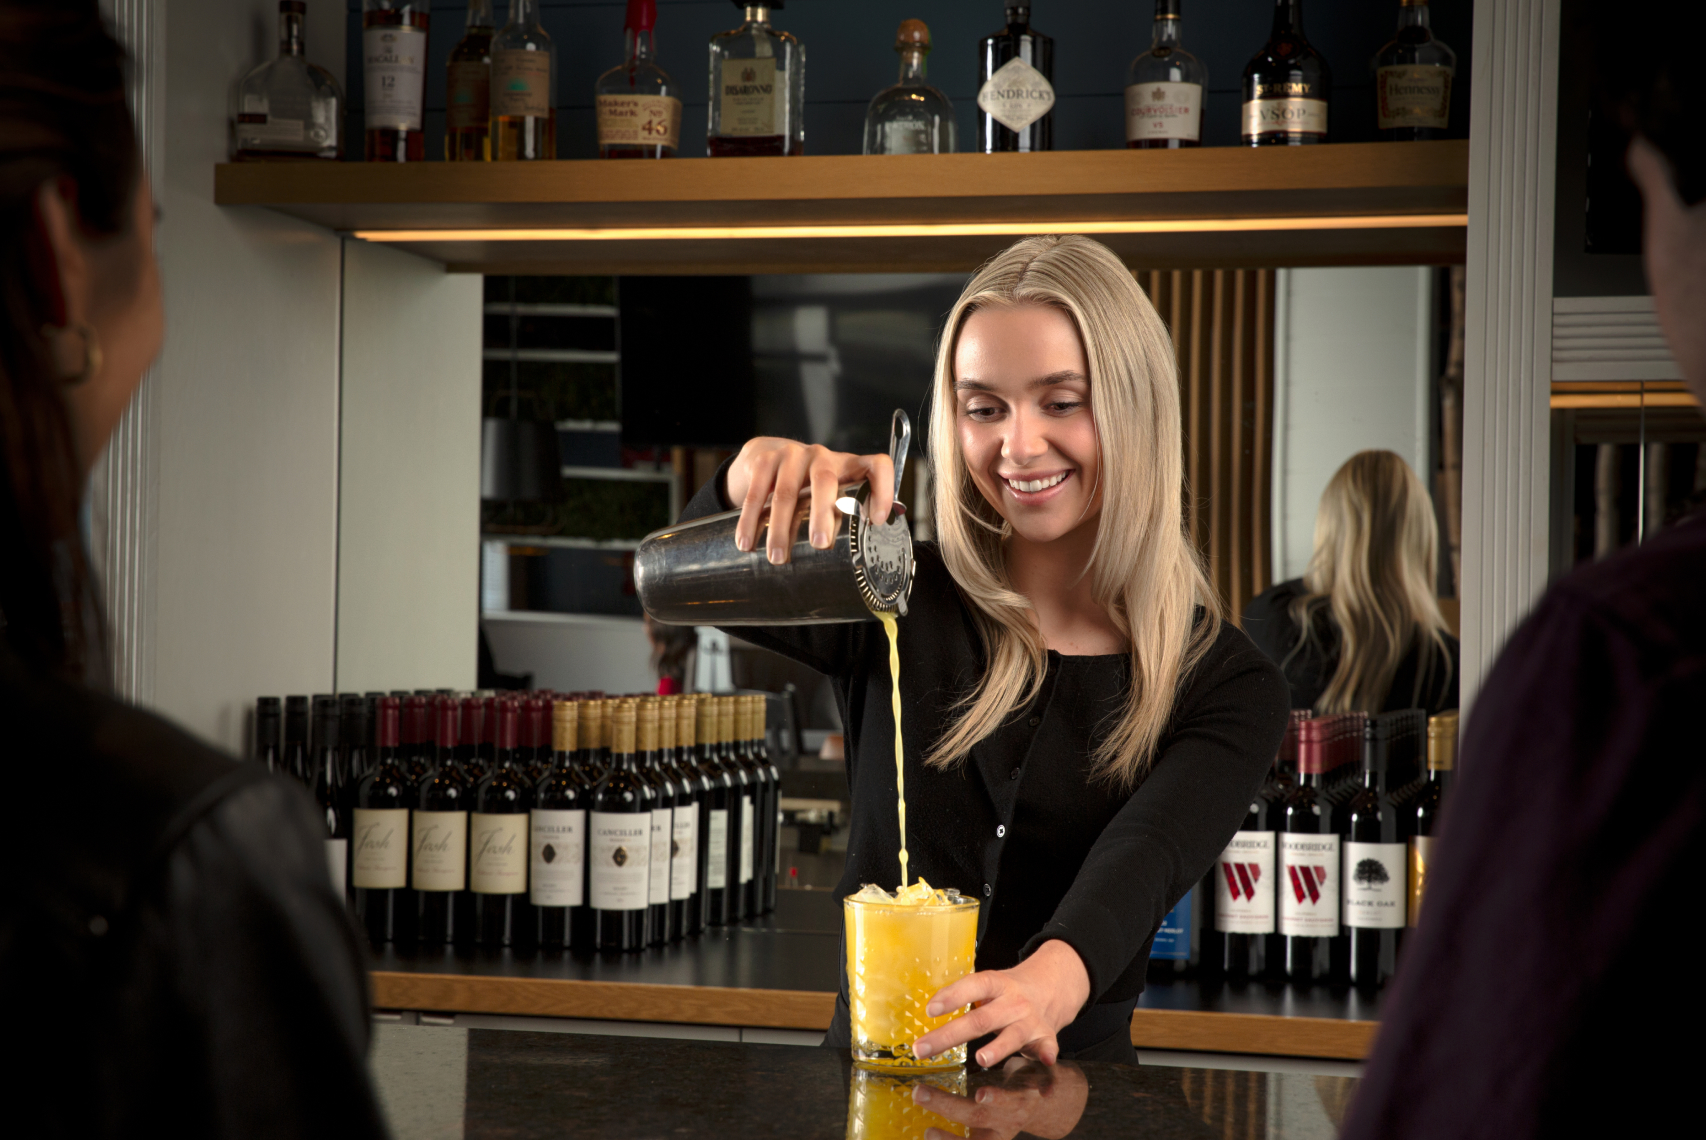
[351,214,1469,244]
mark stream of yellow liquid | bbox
[878,611,908,888]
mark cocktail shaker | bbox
[634,411,916,626]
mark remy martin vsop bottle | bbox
[1241,0,1330,145]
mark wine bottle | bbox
[352,697,413,945]
[1279,714,1343,983]
[660,696,700,939]
[255,696,282,774]
[707,1,805,157]
[1338,713,1412,988]
[522,695,552,783]
[311,696,349,897]
[470,698,533,948]
[446,0,494,161]
[403,694,432,782]
[340,693,371,782]
[534,699,590,951]
[638,700,676,945]
[977,3,1054,154]
[751,694,782,914]
[412,698,468,945]
[596,0,682,159]
[696,695,736,926]
[284,695,311,785]
[1372,0,1454,141]
[1241,0,1330,146]
[591,701,652,952]
[736,696,769,919]
[673,694,710,936]
[490,0,556,161]
[1409,710,1455,926]
[718,696,753,922]
[361,0,430,162]
[1124,0,1206,149]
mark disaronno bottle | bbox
[708,2,805,157]
[977,3,1054,153]
[1124,0,1205,149]
[1372,0,1455,140]
[1241,0,1330,146]
[596,0,682,158]
[491,0,556,160]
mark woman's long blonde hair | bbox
[924,235,1220,789]
[1287,450,1452,713]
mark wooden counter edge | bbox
[371,972,1375,1060]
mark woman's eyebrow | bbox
[954,371,1085,394]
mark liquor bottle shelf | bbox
[213,142,1467,273]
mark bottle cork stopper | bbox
[716,696,736,745]
[679,695,699,748]
[638,700,659,753]
[895,18,930,49]
[658,697,677,751]
[552,700,577,753]
[613,700,638,754]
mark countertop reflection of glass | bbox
[370,1023,1355,1139]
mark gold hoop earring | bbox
[40,322,103,386]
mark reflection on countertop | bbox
[370,1024,1355,1140]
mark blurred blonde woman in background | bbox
[1243,449,1458,714]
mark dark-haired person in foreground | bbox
[0,5,386,1136]
[1342,26,1706,1140]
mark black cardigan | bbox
[685,473,1290,1021]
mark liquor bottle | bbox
[718,696,753,922]
[256,697,282,774]
[447,0,495,161]
[232,1,345,161]
[596,0,682,159]
[534,700,589,951]
[863,19,955,155]
[977,4,1054,154]
[1241,0,1330,146]
[1337,714,1410,988]
[638,701,676,945]
[311,697,349,897]
[1146,887,1198,980]
[674,695,710,936]
[284,695,311,785]
[1279,715,1342,983]
[1409,710,1455,927]
[470,699,533,948]
[1372,0,1454,141]
[707,2,805,157]
[490,0,556,161]
[403,694,432,782]
[751,694,782,913]
[340,693,371,782]
[1124,0,1206,149]
[361,1,430,162]
[696,695,737,926]
[412,699,468,945]
[590,701,651,952]
[352,697,413,945]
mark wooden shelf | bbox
[214,142,1468,274]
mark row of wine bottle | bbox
[1148,707,1457,990]
[254,689,781,953]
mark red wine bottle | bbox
[591,701,651,952]
[255,696,282,774]
[1337,711,1420,988]
[534,699,590,951]
[698,696,738,926]
[471,698,534,948]
[717,697,753,923]
[311,696,350,898]
[636,701,676,945]
[750,694,781,915]
[352,697,413,945]
[522,694,551,783]
[1279,714,1347,983]
[402,694,432,782]
[412,697,468,945]
[671,695,710,937]
[340,694,371,783]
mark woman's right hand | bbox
[725,438,895,565]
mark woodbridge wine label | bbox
[1278,834,1339,937]
[1213,830,1276,934]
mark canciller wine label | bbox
[705,808,729,890]
[1408,834,1435,926]
[596,94,682,149]
[492,49,551,118]
[1278,834,1340,936]
[718,58,780,136]
[1342,841,1407,929]
[363,25,427,131]
[411,810,468,892]
[530,808,584,907]
[469,812,528,895]
[326,838,348,896]
[1124,81,1202,143]
[977,56,1055,132]
[1213,829,1276,934]
[589,811,650,911]
[670,807,699,900]
[351,808,408,889]
[648,807,672,905]
[738,795,755,885]
[1376,65,1450,131]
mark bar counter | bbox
[371,892,1381,1060]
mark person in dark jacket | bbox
[0,6,387,1136]
[1341,17,1706,1139]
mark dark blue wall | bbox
[341,0,1473,160]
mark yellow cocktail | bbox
[844,880,979,1069]
[844,1065,970,1139]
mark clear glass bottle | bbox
[446,0,494,161]
[1241,0,1331,146]
[1372,0,1455,141]
[596,0,682,159]
[361,0,430,162]
[708,2,805,157]
[231,1,344,161]
[491,0,557,160]
[1124,0,1206,149]
[977,3,1054,154]
[863,19,955,155]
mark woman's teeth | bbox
[1005,472,1068,494]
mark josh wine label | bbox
[411,810,467,892]
[469,812,527,895]
[351,808,408,889]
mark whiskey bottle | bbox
[231,1,344,161]
[596,0,682,159]
[1241,0,1330,146]
[361,0,429,162]
[1372,0,1455,140]
[491,0,557,161]
[446,0,494,161]
[977,3,1054,154]
[863,19,955,155]
[708,2,805,157]
[1124,0,1205,149]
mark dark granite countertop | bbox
[370,1025,1356,1140]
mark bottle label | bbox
[977,56,1055,133]
[1343,841,1407,929]
[1212,829,1276,934]
[530,809,584,907]
[326,837,348,896]
[597,94,682,150]
[363,25,427,132]
[649,807,672,905]
[235,112,306,147]
[1377,65,1451,130]
[1278,834,1339,937]
[588,811,650,911]
[670,807,699,900]
[718,57,780,137]
[411,810,468,892]
[1150,888,1194,961]
[492,48,552,119]
[1408,834,1435,926]
[469,812,527,895]
[738,795,755,884]
[351,808,408,889]
[1241,96,1328,139]
[706,808,729,890]
[447,60,491,131]
[1124,81,1202,143]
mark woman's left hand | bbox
[911,939,1091,1068]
